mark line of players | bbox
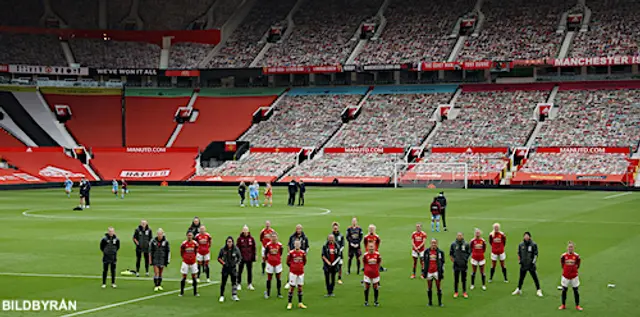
[237,180,306,208]
[102,218,582,311]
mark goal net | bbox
[393,162,468,189]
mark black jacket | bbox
[299,183,306,194]
[288,232,309,252]
[346,226,363,248]
[332,230,345,251]
[238,184,246,197]
[187,222,201,236]
[80,180,91,195]
[322,241,341,271]
[422,247,445,280]
[449,239,471,270]
[436,195,447,209]
[133,225,153,252]
[149,236,170,266]
[218,242,242,272]
[288,181,298,194]
[518,240,539,270]
[100,234,120,263]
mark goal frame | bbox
[393,162,468,189]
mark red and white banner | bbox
[0,64,8,72]
[417,61,505,72]
[439,105,451,117]
[537,103,552,116]
[90,147,198,153]
[119,170,171,178]
[547,56,640,67]
[401,171,501,182]
[512,172,628,183]
[0,147,96,181]
[279,176,390,184]
[191,175,277,183]
[91,147,197,181]
[164,70,201,77]
[535,147,630,154]
[262,65,343,75]
[324,147,404,154]
[431,147,509,154]
[9,64,89,76]
[0,170,44,184]
[250,147,302,153]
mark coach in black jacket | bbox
[218,236,241,302]
[298,181,306,206]
[149,228,170,290]
[423,238,445,306]
[288,224,309,252]
[100,227,120,288]
[435,192,447,231]
[288,180,298,206]
[133,220,152,277]
[449,232,471,297]
[513,232,542,296]
[322,234,341,296]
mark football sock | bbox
[159,277,162,286]
[481,274,486,285]
[364,288,370,302]
[288,292,293,303]
[193,277,198,295]
[471,273,476,286]
[490,267,495,279]
[427,290,433,305]
[374,288,379,302]
[276,279,282,295]
[412,258,417,274]
[262,262,266,274]
[197,266,201,278]
[180,278,186,295]
[502,267,508,280]
[573,287,579,305]
[561,287,568,305]
[347,258,352,274]
[154,277,158,286]
[205,265,210,279]
[356,259,361,274]
[298,291,303,303]
[437,290,442,305]
[266,280,272,296]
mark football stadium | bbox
[0,0,639,316]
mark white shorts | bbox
[471,259,486,266]
[412,250,425,258]
[180,262,199,275]
[196,253,210,262]
[288,273,304,286]
[426,272,439,281]
[431,215,441,221]
[261,246,266,258]
[266,263,283,274]
[491,252,506,261]
[561,276,580,288]
[363,275,380,285]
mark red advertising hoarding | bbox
[324,147,405,154]
[511,172,628,183]
[535,147,630,154]
[279,176,390,184]
[164,70,201,77]
[191,175,278,183]
[431,147,509,154]
[400,171,501,182]
[262,65,343,75]
[250,147,302,153]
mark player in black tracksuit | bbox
[298,181,306,206]
[187,217,201,236]
[435,192,447,231]
[100,227,120,288]
[322,234,341,296]
[149,228,170,290]
[450,232,471,297]
[513,231,542,296]
[287,180,298,206]
[218,236,242,301]
[346,218,363,275]
[238,182,247,207]
[133,220,153,277]
[331,222,345,283]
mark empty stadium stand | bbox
[0,90,57,146]
[90,147,198,181]
[0,147,97,181]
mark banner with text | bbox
[250,147,302,153]
[511,172,627,183]
[191,175,278,183]
[431,147,509,154]
[10,65,89,76]
[547,56,640,67]
[401,171,501,182]
[535,147,630,154]
[324,147,405,154]
[94,68,160,76]
[262,65,342,75]
[279,176,390,184]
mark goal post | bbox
[393,162,468,189]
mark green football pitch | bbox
[0,186,638,317]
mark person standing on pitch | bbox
[298,180,306,206]
[287,179,298,206]
[559,241,583,311]
[450,232,471,298]
[259,221,275,275]
[149,228,170,291]
[331,222,345,284]
[469,228,487,290]
[435,192,447,231]
[286,239,307,310]
[423,238,445,307]
[133,220,152,277]
[429,197,442,232]
[489,223,508,283]
[512,231,542,297]
[285,224,309,289]
[264,232,284,299]
[363,243,382,307]
[236,225,256,291]
[346,218,363,275]
[100,227,120,288]
[179,232,199,297]
[238,182,247,207]
[217,236,241,303]
[322,234,340,296]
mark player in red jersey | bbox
[260,220,275,275]
[286,239,307,310]
[263,232,284,299]
[363,243,381,307]
[411,223,427,279]
[179,231,199,297]
[489,223,508,283]
[364,224,386,272]
[469,228,487,290]
[263,182,273,207]
[423,238,445,307]
[195,225,212,282]
[559,241,582,311]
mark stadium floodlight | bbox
[393,162,468,189]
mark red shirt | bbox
[470,237,487,261]
[430,201,441,216]
[489,231,506,255]
[328,243,337,263]
[364,234,381,251]
[195,233,212,255]
[561,252,581,279]
[260,228,275,247]
[287,249,306,275]
[265,186,272,196]
[363,251,381,279]
[180,240,198,265]
[427,249,439,273]
[412,231,427,252]
[265,241,283,266]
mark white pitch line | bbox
[603,192,632,200]
[59,282,216,317]
[0,272,193,282]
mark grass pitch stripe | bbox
[603,192,633,200]
[0,272,202,282]
[59,282,216,317]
